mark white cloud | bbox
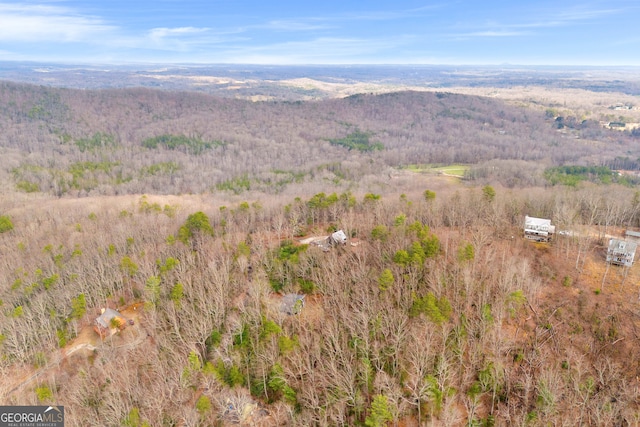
[0,3,114,42]
[336,4,444,22]
[487,6,628,31]
[220,36,411,64]
[0,2,242,56]
[148,27,210,40]
[448,4,634,40]
[142,26,250,53]
[250,3,445,32]
[0,1,633,65]
[262,20,329,32]
[553,6,626,23]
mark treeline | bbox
[2,183,640,425]
[541,165,640,187]
[0,82,638,196]
[606,156,640,171]
[544,165,618,186]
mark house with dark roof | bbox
[93,308,131,338]
[280,294,305,315]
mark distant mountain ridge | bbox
[1,62,640,99]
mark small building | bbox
[608,122,626,128]
[280,294,305,315]
[607,239,637,267]
[327,230,348,246]
[94,308,131,338]
[309,229,348,252]
[524,216,555,242]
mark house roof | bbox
[331,230,347,242]
[608,238,638,253]
[280,294,305,315]
[95,308,124,329]
[626,230,640,238]
[524,215,551,226]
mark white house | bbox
[524,216,555,242]
[607,239,637,267]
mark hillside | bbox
[2,79,640,426]
[0,82,639,200]
[2,177,640,425]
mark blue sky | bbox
[0,0,638,65]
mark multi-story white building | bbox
[607,239,637,267]
[524,215,555,242]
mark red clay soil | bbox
[2,302,147,401]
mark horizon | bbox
[3,60,640,70]
[0,1,638,66]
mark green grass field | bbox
[405,164,469,177]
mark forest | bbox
[1,78,640,426]
[0,81,639,199]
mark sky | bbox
[0,0,638,65]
